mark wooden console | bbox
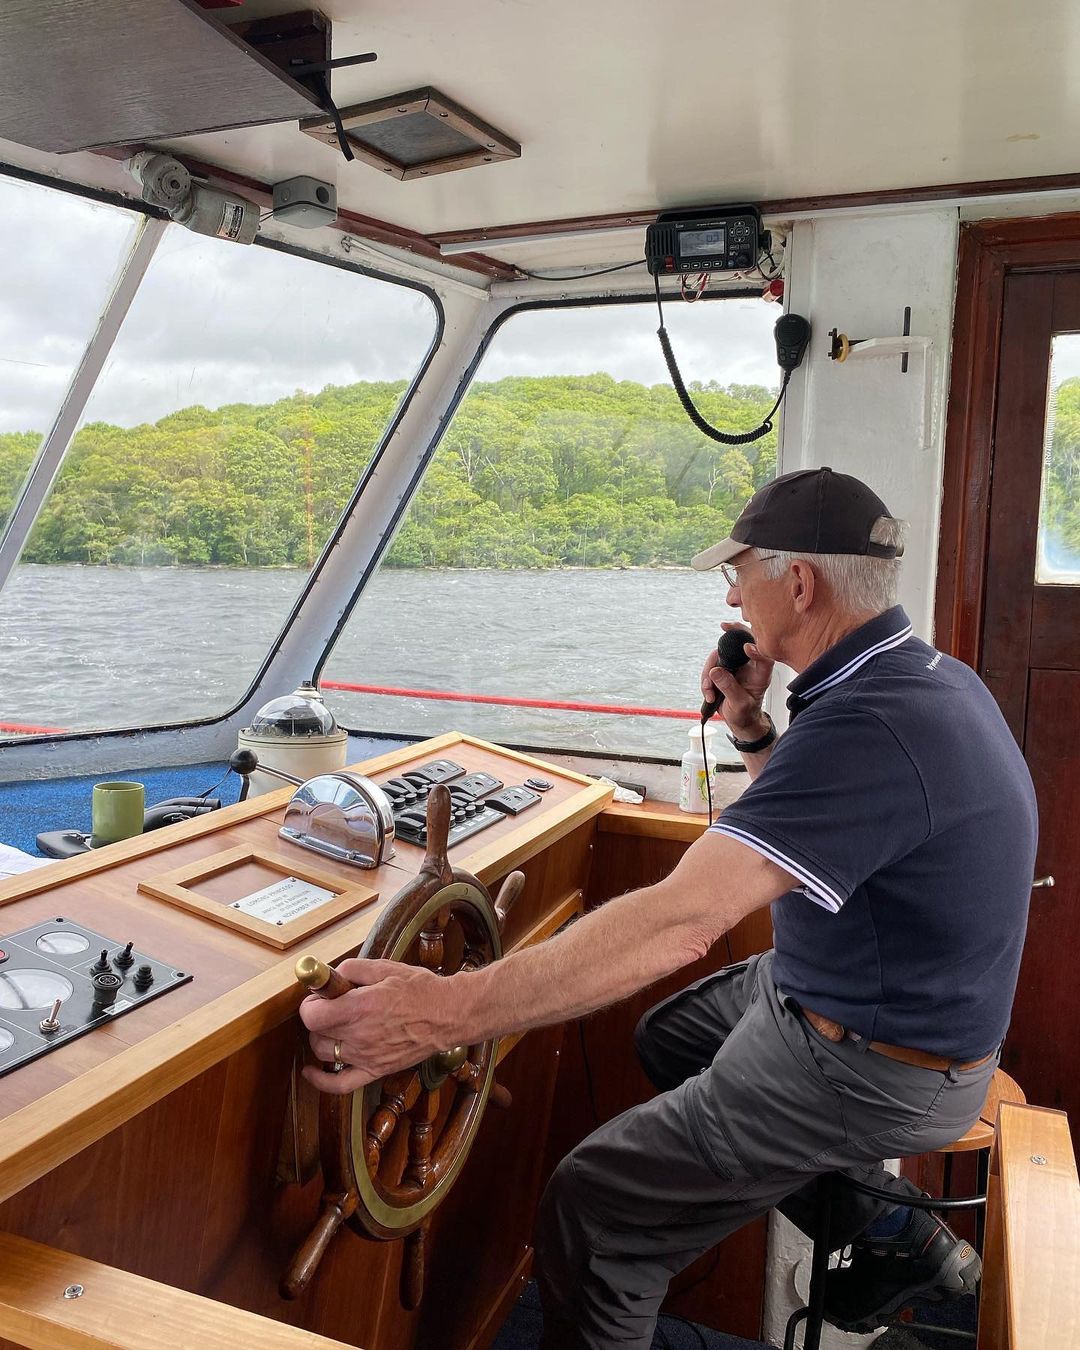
[0,734,611,1350]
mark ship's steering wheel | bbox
[281,784,522,1308]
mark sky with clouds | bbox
[1,173,785,437]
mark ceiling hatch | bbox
[301,87,521,180]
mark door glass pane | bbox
[322,298,780,759]
[0,175,140,538]
[1038,334,1080,583]
[0,231,437,736]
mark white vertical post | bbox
[0,215,167,596]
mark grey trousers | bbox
[535,951,998,1349]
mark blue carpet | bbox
[492,1281,766,1350]
[0,734,410,857]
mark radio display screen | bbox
[679,226,726,259]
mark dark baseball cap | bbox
[691,466,901,571]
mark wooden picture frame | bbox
[138,845,378,949]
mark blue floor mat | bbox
[0,734,410,857]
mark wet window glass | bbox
[322,298,780,760]
[0,176,140,543]
[0,228,437,736]
[1038,334,1080,584]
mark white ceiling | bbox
[153,0,1080,248]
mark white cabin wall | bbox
[762,208,960,1345]
[779,209,960,640]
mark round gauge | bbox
[36,931,90,956]
[0,1028,13,1052]
[0,970,74,1012]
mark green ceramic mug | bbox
[91,781,145,847]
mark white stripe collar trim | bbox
[797,624,913,700]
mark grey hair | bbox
[756,516,907,615]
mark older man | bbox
[301,467,1037,1349]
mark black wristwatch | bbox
[728,712,777,754]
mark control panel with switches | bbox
[378,758,543,848]
[0,918,192,1076]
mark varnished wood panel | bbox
[0,735,605,1349]
[978,271,1054,741]
[935,214,1080,664]
[1003,671,1080,1145]
[0,0,319,155]
[0,737,609,1206]
[975,1104,1080,1350]
[1030,585,1080,670]
[419,1023,566,1350]
[542,824,772,1341]
[0,1231,356,1350]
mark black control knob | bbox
[113,941,135,970]
[91,970,123,1011]
[133,964,154,992]
[92,948,110,974]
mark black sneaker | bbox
[823,1203,981,1333]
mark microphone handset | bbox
[700,629,755,722]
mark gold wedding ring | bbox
[333,1039,345,1073]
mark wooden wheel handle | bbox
[295,955,352,1000]
[280,1192,356,1299]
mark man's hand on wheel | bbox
[300,958,452,1095]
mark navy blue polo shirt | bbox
[709,606,1038,1059]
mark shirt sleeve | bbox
[710,705,932,913]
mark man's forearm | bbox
[446,879,714,1046]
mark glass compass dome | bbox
[247,681,339,739]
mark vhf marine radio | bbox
[645,205,767,275]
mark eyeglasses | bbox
[719,554,779,588]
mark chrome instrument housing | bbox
[280,772,396,869]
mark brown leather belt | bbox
[801,1007,994,1073]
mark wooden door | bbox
[962,265,1080,1139]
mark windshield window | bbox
[321,297,779,759]
[0,225,437,737]
[0,176,140,540]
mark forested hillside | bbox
[0,376,779,568]
[2,372,1076,568]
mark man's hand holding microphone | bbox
[700,624,776,769]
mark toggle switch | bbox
[39,997,64,1034]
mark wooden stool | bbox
[782,1068,1025,1350]
[931,1069,1026,1252]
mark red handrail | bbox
[319,680,705,721]
[0,686,705,740]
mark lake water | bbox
[0,567,740,759]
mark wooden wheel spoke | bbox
[364,1069,421,1174]
[451,1059,485,1094]
[417,904,453,971]
[403,1088,439,1192]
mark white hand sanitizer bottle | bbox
[679,724,719,813]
